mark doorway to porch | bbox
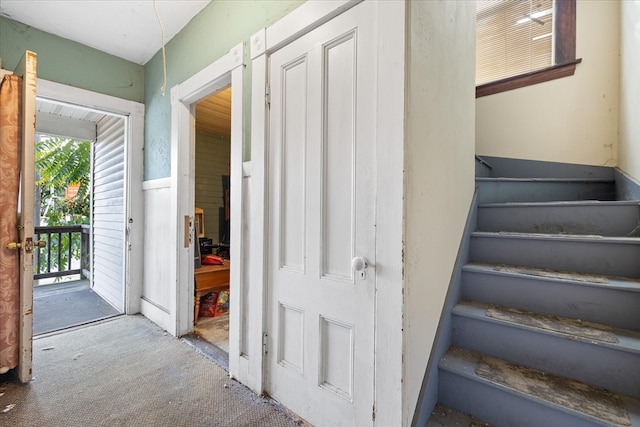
[32,92,138,335]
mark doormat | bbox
[485,305,618,344]
[34,285,119,336]
[475,355,630,426]
[492,265,609,284]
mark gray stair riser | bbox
[476,180,615,204]
[470,235,640,278]
[438,369,608,427]
[451,315,640,397]
[461,269,640,330]
[478,156,616,180]
[475,156,492,178]
[478,203,640,236]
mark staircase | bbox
[437,157,640,427]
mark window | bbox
[476,0,579,97]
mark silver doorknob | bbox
[351,256,368,272]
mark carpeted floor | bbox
[0,315,299,427]
[33,280,120,336]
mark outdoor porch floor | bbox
[33,279,120,336]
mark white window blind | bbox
[477,0,554,85]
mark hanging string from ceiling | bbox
[153,0,167,96]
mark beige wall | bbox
[618,0,640,182]
[403,1,476,423]
[476,1,620,166]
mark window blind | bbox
[476,0,554,85]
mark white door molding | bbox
[169,44,244,346]
[36,78,145,316]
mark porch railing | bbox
[34,225,90,281]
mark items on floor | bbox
[194,259,230,324]
[198,289,229,318]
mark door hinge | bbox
[265,85,271,108]
[262,332,268,354]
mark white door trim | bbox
[250,1,406,424]
[36,78,145,316]
[170,44,244,346]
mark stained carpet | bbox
[33,281,119,336]
[0,315,299,427]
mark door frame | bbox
[249,1,405,424]
[37,78,145,315]
[170,44,244,342]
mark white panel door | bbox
[267,3,377,425]
[92,115,126,312]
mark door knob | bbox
[351,256,368,271]
[351,257,368,280]
[5,239,45,252]
[6,242,22,250]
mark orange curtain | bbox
[0,74,22,372]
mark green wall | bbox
[143,0,305,180]
[0,16,144,103]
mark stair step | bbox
[451,301,640,397]
[476,177,615,204]
[478,200,640,236]
[462,263,640,329]
[476,156,615,180]
[470,232,640,278]
[439,347,640,427]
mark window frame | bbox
[476,0,579,98]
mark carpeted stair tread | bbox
[472,230,640,244]
[440,347,639,426]
[453,301,640,352]
[465,263,640,292]
[485,305,617,343]
[478,200,640,208]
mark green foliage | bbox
[35,137,90,278]
[36,137,91,226]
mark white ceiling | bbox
[0,0,211,65]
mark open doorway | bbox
[166,44,244,376]
[30,80,144,336]
[32,100,128,335]
[191,86,232,356]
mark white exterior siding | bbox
[92,115,126,312]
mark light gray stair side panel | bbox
[461,266,640,329]
[451,310,640,397]
[476,179,616,204]
[470,233,640,278]
[438,369,611,427]
[477,202,640,236]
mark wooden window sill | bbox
[476,59,582,98]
